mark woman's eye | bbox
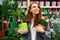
[33,6,36,8]
[33,6,39,8]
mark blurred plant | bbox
[20,9,26,20]
[2,0,11,21]
[51,20,60,40]
[41,8,59,40]
[1,0,19,21]
[12,8,26,20]
[38,19,48,27]
[0,28,20,40]
[12,8,22,19]
[41,8,58,19]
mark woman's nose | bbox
[35,8,39,10]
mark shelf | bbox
[18,6,28,8]
[19,6,60,8]
[40,6,60,8]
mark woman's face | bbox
[30,3,40,15]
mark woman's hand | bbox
[36,24,45,33]
[18,28,28,34]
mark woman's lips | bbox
[34,10,39,12]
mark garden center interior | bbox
[0,0,60,40]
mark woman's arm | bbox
[36,24,51,38]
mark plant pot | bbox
[4,21,9,30]
[0,31,5,38]
[18,23,28,31]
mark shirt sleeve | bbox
[43,26,51,40]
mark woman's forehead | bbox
[31,3,38,7]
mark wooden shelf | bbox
[20,6,60,8]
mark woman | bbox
[18,2,50,40]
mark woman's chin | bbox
[34,13,39,14]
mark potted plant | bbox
[2,0,12,30]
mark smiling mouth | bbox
[34,10,39,12]
[35,10,39,11]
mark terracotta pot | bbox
[45,1,50,6]
[58,2,60,6]
[0,31,5,38]
[52,1,56,6]
[40,1,44,6]
[4,21,9,30]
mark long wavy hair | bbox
[24,2,42,27]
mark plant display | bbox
[51,21,60,40]
[0,0,27,40]
[41,8,58,19]
[41,8,59,40]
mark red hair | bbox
[24,2,42,27]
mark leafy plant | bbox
[12,8,26,20]
[0,0,26,40]
[1,16,19,40]
[12,8,22,19]
[20,9,26,20]
[0,28,20,40]
[41,8,58,19]
[1,0,19,21]
[38,19,48,27]
[2,0,11,21]
[51,20,60,40]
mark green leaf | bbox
[38,19,48,26]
